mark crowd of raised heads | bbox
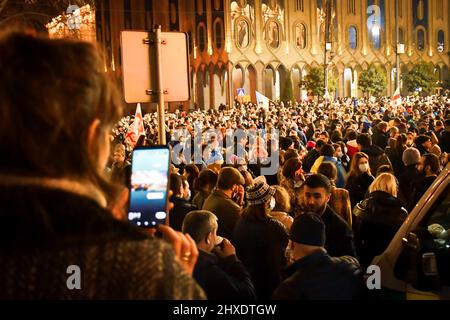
[2,31,450,300]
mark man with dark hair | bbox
[301,174,356,257]
[412,153,441,205]
[273,213,364,300]
[182,210,256,300]
[203,167,245,240]
[356,133,392,175]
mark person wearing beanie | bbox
[203,167,245,240]
[398,147,422,211]
[273,213,364,300]
[414,135,432,155]
[233,176,289,300]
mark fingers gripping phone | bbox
[128,146,170,227]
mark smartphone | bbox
[128,146,170,227]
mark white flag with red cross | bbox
[390,87,402,109]
[125,103,145,147]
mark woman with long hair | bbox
[344,152,375,208]
[353,173,407,269]
[233,177,288,300]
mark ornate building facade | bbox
[94,0,449,110]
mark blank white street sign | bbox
[121,30,190,103]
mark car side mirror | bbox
[399,227,441,291]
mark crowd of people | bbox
[1,31,450,300]
[108,75,450,299]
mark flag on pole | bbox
[255,91,270,110]
[125,103,145,148]
[323,89,330,101]
[390,87,402,109]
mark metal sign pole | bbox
[154,25,166,145]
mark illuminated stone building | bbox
[93,0,449,109]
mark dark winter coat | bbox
[353,191,408,269]
[193,250,256,300]
[233,217,288,300]
[273,249,365,300]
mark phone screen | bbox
[128,146,170,227]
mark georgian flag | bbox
[125,103,145,147]
[390,87,402,109]
[255,91,270,110]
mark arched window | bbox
[349,26,357,49]
[417,29,425,51]
[295,23,307,49]
[214,19,223,50]
[198,24,206,52]
[437,30,445,53]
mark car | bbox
[372,162,450,299]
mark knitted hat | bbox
[402,147,421,166]
[246,176,276,206]
[290,213,326,246]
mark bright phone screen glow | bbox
[128,148,169,227]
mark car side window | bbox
[420,184,450,286]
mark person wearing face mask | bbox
[182,210,256,300]
[233,176,289,300]
[169,174,198,231]
[344,152,375,208]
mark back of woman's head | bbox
[320,144,335,157]
[0,33,121,196]
[272,185,291,213]
[194,169,218,192]
[282,157,302,179]
[317,161,337,182]
[369,173,398,197]
[184,164,200,179]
